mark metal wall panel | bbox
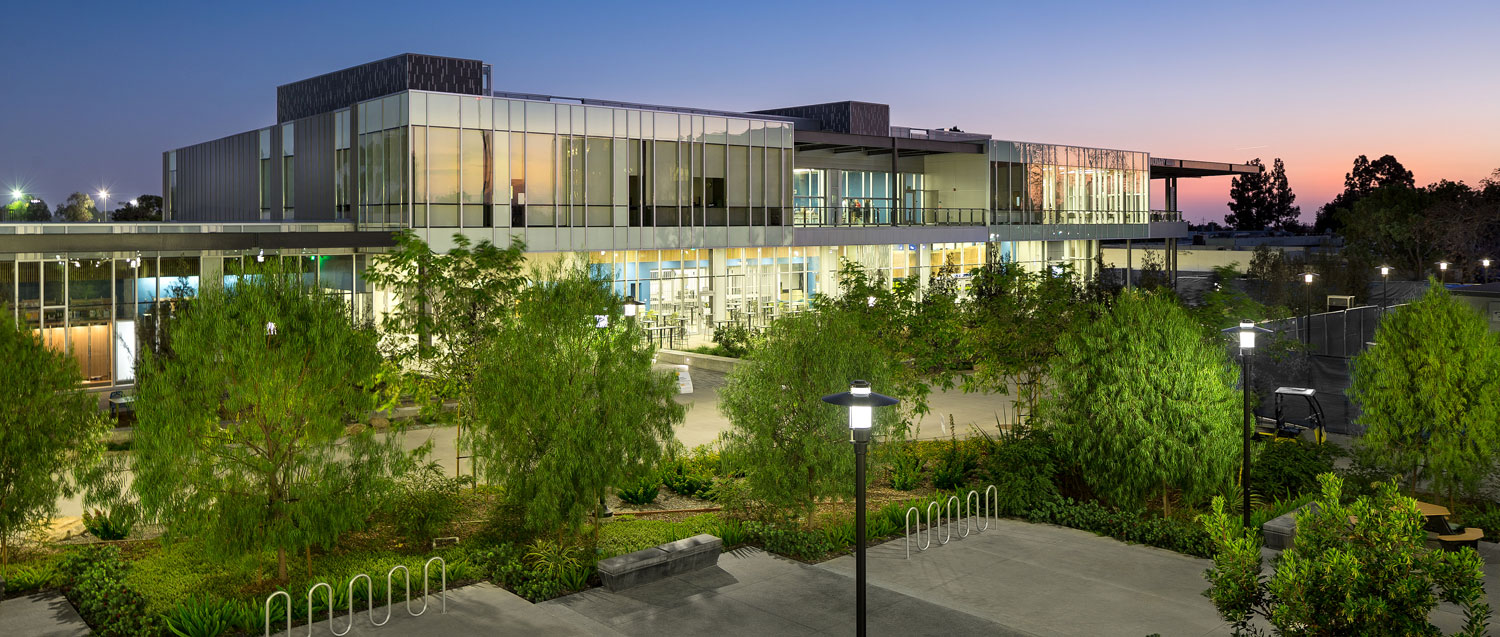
[172,130,260,222]
[294,111,336,221]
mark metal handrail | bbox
[791,205,988,228]
[990,209,1181,225]
[265,558,448,636]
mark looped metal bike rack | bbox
[263,557,448,636]
[902,485,1000,559]
[265,590,291,637]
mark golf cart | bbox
[1253,387,1327,444]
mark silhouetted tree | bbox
[1226,158,1300,231]
[1314,154,1415,233]
[109,195,163,222]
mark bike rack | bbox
[901,485,1000,559]
[264,557,448,636]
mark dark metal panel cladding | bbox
[173,130,261,222]
[161,152,170,221]
[294,111,336,220]
[0,231,398,255]
[276,53,483,123]
[751,102,891,137]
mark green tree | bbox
[362,231,527,476]
[1225,158,1271,230]
[55,192,97,222]
[0,314,104,574]
[1040,290,1240,513]
[1265,158,1301,231]
[132,262,409,580]
[467,259,682,537]
[1349,282,1500,502]
[1201,474,1489,636]
[4,196,50,222]
[109,195,163,222]
[720,306,907,523]
[963,259,1095,425]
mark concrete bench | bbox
[597,534,722,592]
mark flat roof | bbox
[1150,157,1261,179]
[792,130,985,157]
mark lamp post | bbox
[1379,266,1390,314]
[97,190,109,222]
[1483,259,1491,285]
[822,380,898,637]
[1302,272,1314,349]
[1223,320,1271,528]
[1439,261,1449,285]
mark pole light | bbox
[1439,261,1449,285]
[97,190,109,221]
[9,189,21,201]
[623,297,645,318]
[1302,273,1315,349]
[1379,266,1390,314]
[1483,259,1491,285]
[822,380,899,637]
[1223,320,1272,528]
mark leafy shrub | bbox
[661,461,716,500]
[1024,498,1212,558]
[616,475,661,506]
[1249,440,1338,500]
[164,596,236,637]
[1202,474,1491,636]
[822,522,855,550]
[711,323,753,358]
[60,545,159,637]
[388,462,464,543]
[716,519,750,547]
[978,423,1059,515]
[888,446,924,491]
[83,505,137,540]
[1454,504,1500,543]
[4,560,60,594]
[742,522,833,561]
[932,435,979,491]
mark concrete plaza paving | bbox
[0,592,90,637]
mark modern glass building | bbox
[0,53,1257,390]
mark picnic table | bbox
[1415,502,1484,551]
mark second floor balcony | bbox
[990,209,1183,225]
[791,205,987,227]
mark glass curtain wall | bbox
[990,142,1149,224]
[401,91,794,232]
[357,94,409,228]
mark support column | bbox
[891,139,901,226]
[710,248,727,326]
[1125,239,1133,289]
[918,244,932,291]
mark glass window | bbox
[429,128,460,203]
[428,93,460,128]
[387,127,406,211]
[409,92,426,126]
[18,261,39,328]
[412,126,427,203]
[430,204,458,228]
[509,101,524,132]
[525,102,555,134]
[728,119,750,145]
[478,97,492,130]
[510,132,526,226]
[0,261,12,317]
[259,128,271,159]
[493,130,509,223]
[613,110,627,138]
[705,117,727,144]
[369,132,383,205]
[282,123,294,156]
[654,113,677,141]
[586,137,610,205]
[586,107,612,137]
[461,97,479,130]
[365,100,382,133]
[750,120,765,147]
[569,136,584,212]
[282,156,295,213]
[462,129,489,205]
[728,145,748,225]
[383,95,401,130]
[525,133,555,205]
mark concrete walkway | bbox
[0,592,90,637]
[818,518,1226,636]
[543,547,1022,636]
[273,582,609,636]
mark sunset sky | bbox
[3,0,1496,224]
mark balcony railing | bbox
[792,206,987,228]
[990,209,1183,225]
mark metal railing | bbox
[266,557,446,636]
[904,485,999,559]
[791,206,987,227]
[990,209,1182,225]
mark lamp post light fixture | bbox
[1439,261,1449,285]
[1483,259,1491,285]
[9,189,21,201]
[1379,266,1390,314]
[1302,273,1315,348]
[1223,320,1272,528]
[97,190,109,221]
[822,380,899,637]
[623,297,645,318]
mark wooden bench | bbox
[1432,527,1484,551]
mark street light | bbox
[97,190,110,221]
[9,189,21,201]
[822,380,899,637]
[1483,259,1491,285]
[1439,261,1449,285]
[1302,273,1315,349]
[1379,266,1390,314]
[1223,320,1271,528]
